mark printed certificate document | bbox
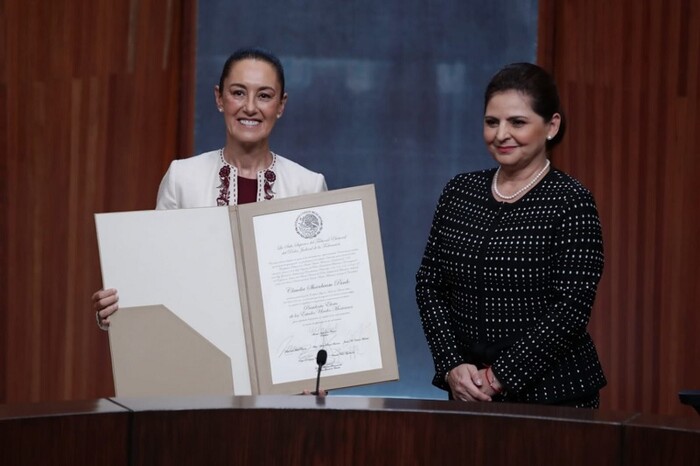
[96,185,398,396]
[237,186,397,393]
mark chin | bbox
[233,131,268,144]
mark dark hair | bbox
[218,47,286,96]
[484,62,566,149]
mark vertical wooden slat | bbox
[654,0,679,415]
[176,0,197,158]
[607,0,632,412]
[642,0,663,414]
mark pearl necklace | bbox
[492,159,550,200]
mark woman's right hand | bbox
[447,363,492,402]
[92,288,119,329]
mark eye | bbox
[484,117,499,128]
[230,89,245,98]
[257,92,273,101]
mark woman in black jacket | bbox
[416,63,606,408]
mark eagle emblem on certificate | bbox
[295,211,323,239]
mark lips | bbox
[238,119,260,127]
[496,145,517,154]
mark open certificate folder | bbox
[95,185,399,397]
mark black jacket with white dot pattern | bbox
[416,168,607,404]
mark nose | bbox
[243,95,257,114]
[495,123,510,142]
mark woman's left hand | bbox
[478,368,503,397]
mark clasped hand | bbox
[447,363,500,402]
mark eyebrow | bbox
[484,115,530,120]
[228,83,277,92]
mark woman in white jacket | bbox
[93,47,326,328]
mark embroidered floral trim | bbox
[263,169,276,200]
[217,149,277,205]
[216,165,231,206]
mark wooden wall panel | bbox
[539,0,700,415]
[0,0,196,403]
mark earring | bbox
[277,114,282,119]
[547,135,553,140]
[218,107,223,112]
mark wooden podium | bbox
[3,396,700,465]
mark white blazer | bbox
[155,150,327,209]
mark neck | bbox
[222,144,271,178]
[498,157,549,182]
[493,158,550,201]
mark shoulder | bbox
[441,168,494,198]
[275,153,323,178]
[273,153,327,196]
[544,169,596,205]
[164,150,220,186]
[537,169,601,225]
[156,150,221,209]
[275,153,326,187]
[169,150,220,171]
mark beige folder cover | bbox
[109,305,234,397]
[96,206,251,396]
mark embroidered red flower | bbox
[217,165,231,206]
[263,169,276,200]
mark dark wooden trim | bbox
[536,0,556,71]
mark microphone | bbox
[312,349,327,395]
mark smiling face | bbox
[215,58,287,150]
[483,89,560,171]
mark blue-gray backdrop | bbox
[195,0,538,399]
